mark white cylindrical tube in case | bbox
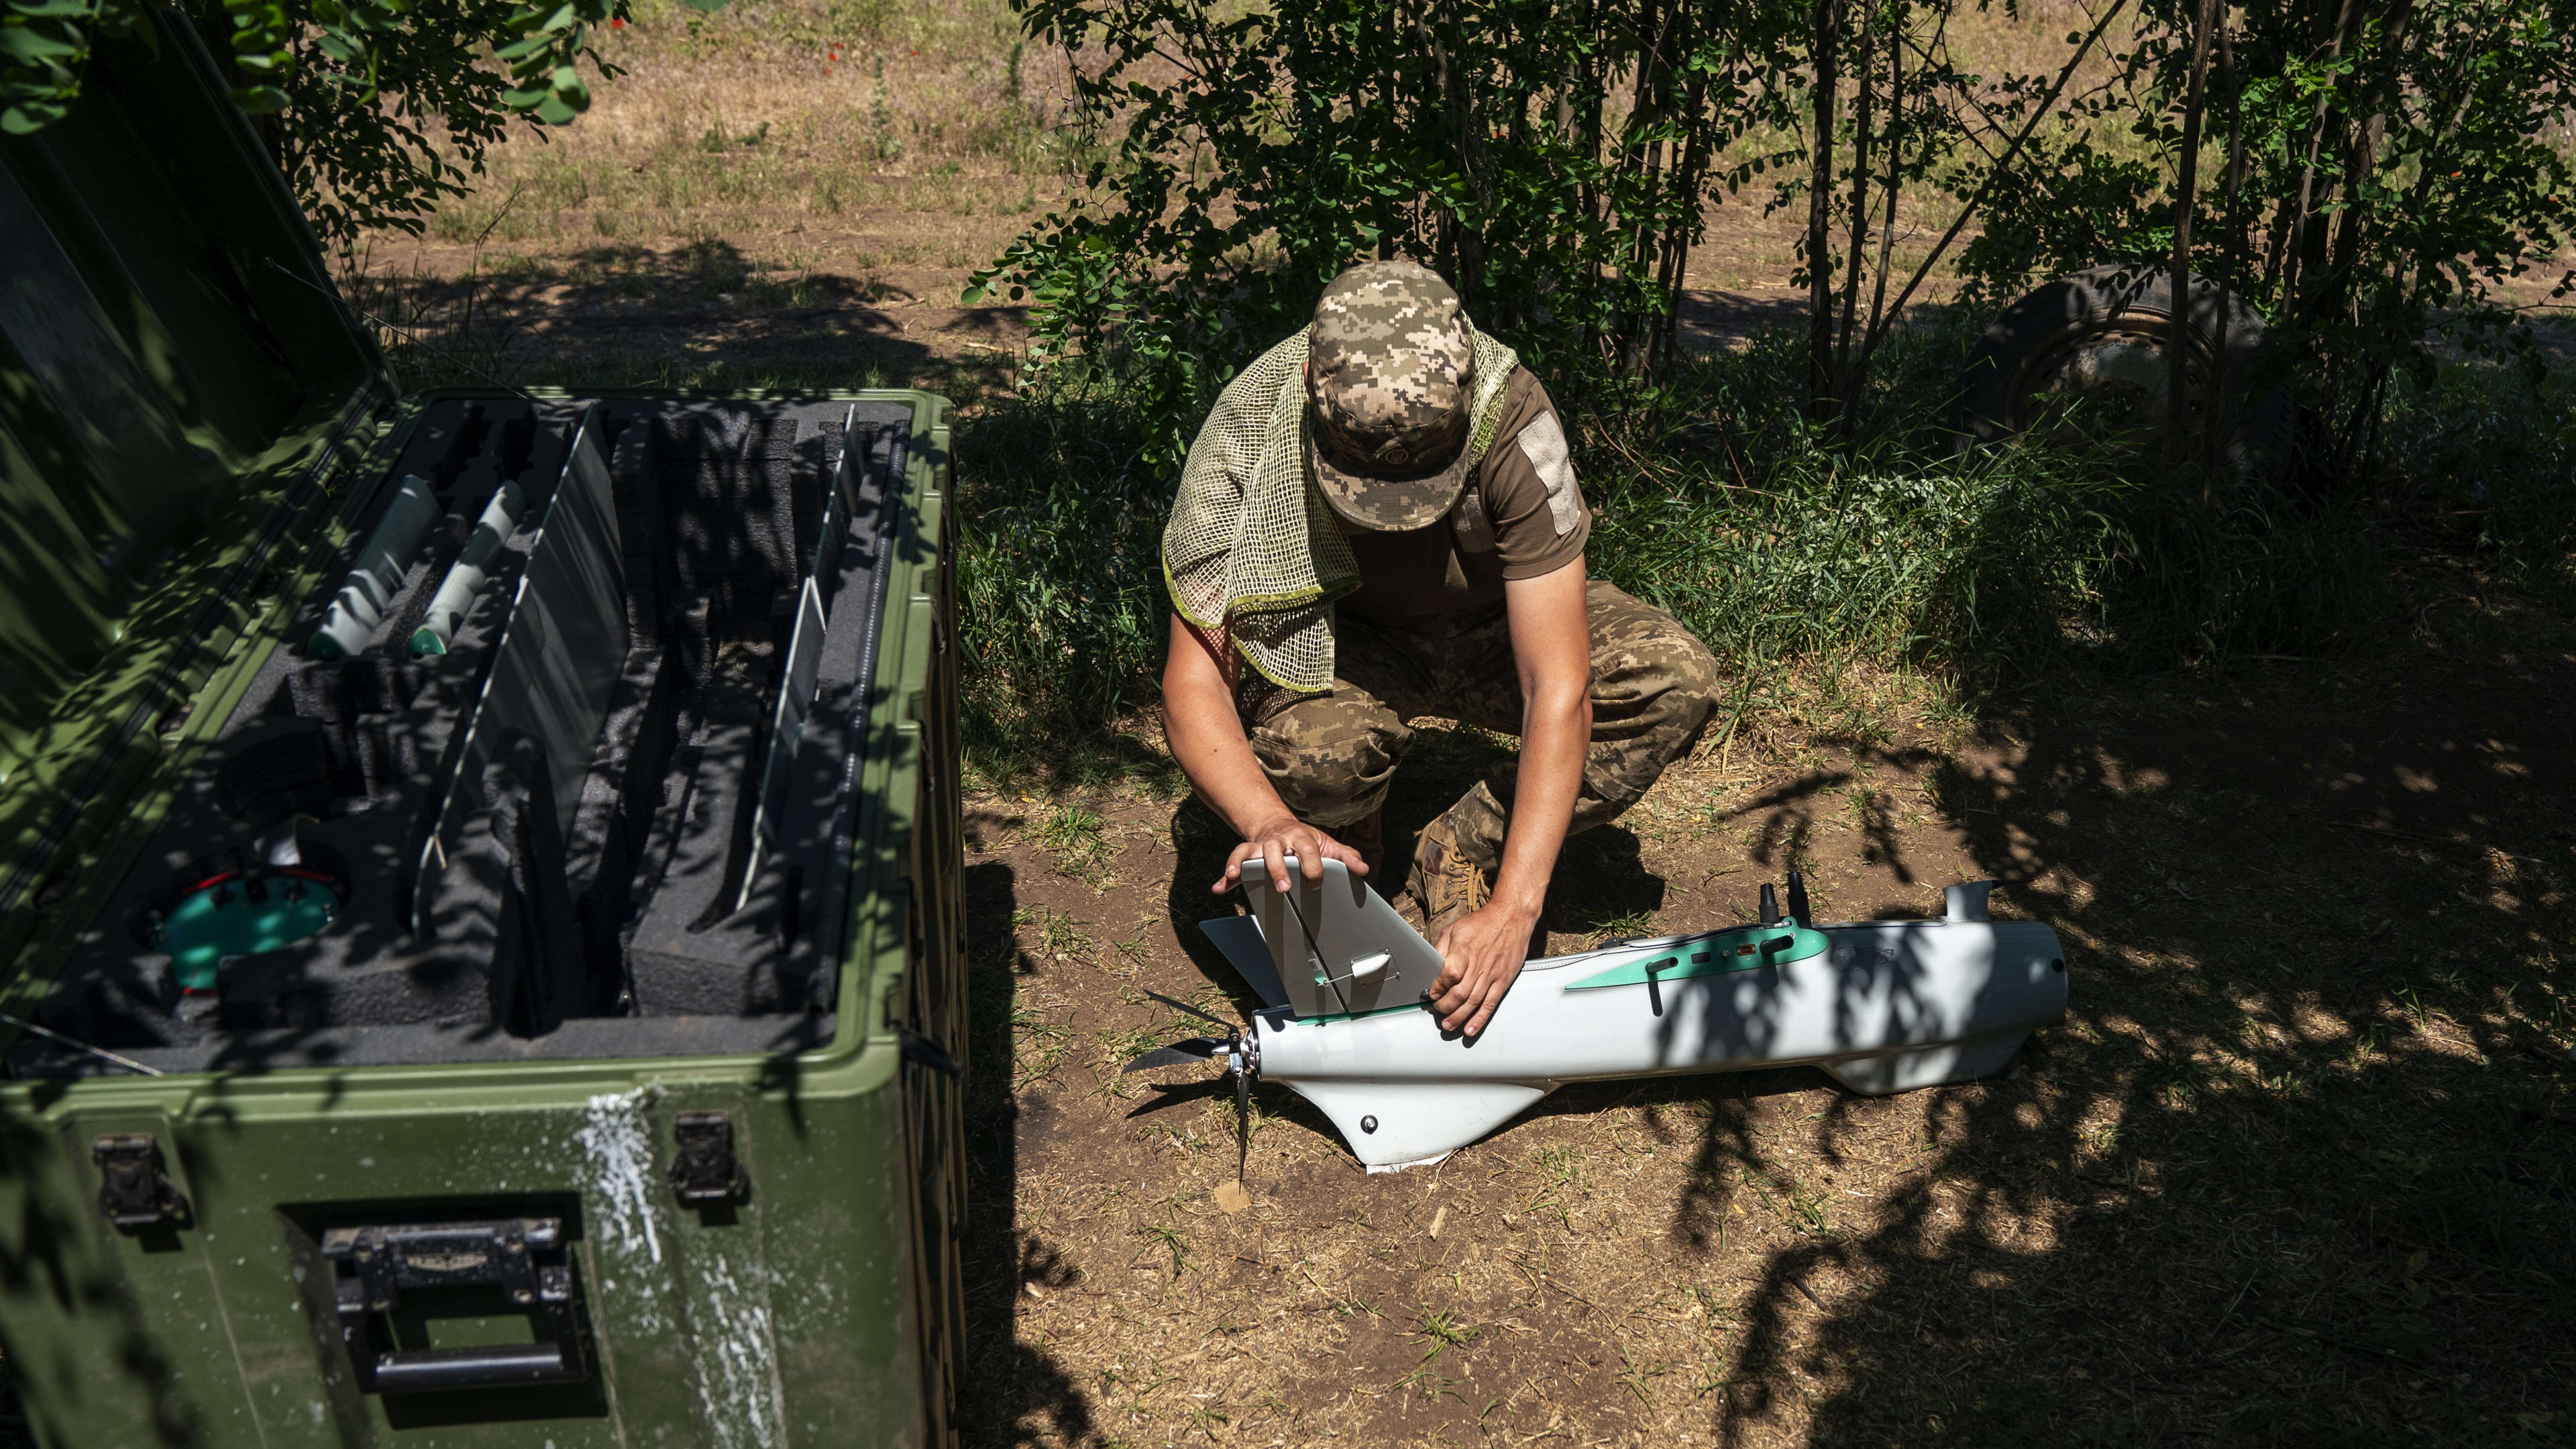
[307,474,443,658]
[409,480,526,656]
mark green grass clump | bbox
[1589,419,2385,696]
[1578,320,2392,733]
[2376,359,2576,588]
[951,378,1169,772]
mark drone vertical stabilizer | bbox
[1286,1079,1556,1172]
[1197,914,1292,1010]
[1230,859,1446,1018]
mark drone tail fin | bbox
[1198,914,1292,1010]
[1281,1079,1555,1171]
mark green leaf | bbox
[229,84,290,114]
[1,101,71,135]
[524,2,577,34]
[0,30,87,62]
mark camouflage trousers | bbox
[1238,580,1721,875]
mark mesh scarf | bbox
[1163,325,1521,690]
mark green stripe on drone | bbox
[1290,994,1434,1026]
[1566,926,1830,989]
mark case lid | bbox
[0,10,384,940]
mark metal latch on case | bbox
[670,1112,747,1203]
[91,1134,188,1228]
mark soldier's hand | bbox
[1428,900,1538,1036]
[1216,814,1368,896]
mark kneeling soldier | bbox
[1161,260,1720,1036]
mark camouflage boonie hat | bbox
[1306,260,1477,531]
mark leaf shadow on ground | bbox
[341,238,1025,394]
[1667,632,2576,1442]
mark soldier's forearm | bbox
[1170,698,1292,839]
[1493,683,1589,915]
[1496,564,1595,916]
[1161,612,1295,837]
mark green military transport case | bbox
[0,11,969,1446]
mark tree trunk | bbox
[2267,0,2359,303]
[2163,0,2221,470]
[2208,15,2249,480]
[1652,64,1713,379]
[1835,0,1878,415]
[2324,0,2412,312]
[1861,1,1904,384]
[1807,0,1845,417]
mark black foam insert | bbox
[13,395,909,1077]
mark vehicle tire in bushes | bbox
[1953,262,2293,482]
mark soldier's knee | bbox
[1658,631,1723,722]
[1250,704,1409,823]
[1599,623,1723,724]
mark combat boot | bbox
[1405,811,1489,943]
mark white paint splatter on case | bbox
[578,1089,665,1268]
[692,1253,786,1449]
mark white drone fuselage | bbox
[1203,866,2067,1170]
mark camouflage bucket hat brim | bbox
[1306,260,1477,531]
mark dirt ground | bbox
[954,589,2576,1446]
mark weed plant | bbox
[2376,359,2576,592]
[1585,316,2394,714]
[951,371,1168,773]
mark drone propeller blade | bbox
[1234,1063,1251,1183]
[1142,988,1232,1028]
[1122,1038,1222,1073]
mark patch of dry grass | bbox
[422,0,1080,249]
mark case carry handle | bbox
[321,1216,587,1393]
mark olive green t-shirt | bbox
[1336,367,1589,627]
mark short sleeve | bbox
[1472,369,1589,580]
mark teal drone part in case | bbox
[1565,924,1829,990]
[157,872,343,991]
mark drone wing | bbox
[1197,914,1291,1010]
[1225,858,1447,1018]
